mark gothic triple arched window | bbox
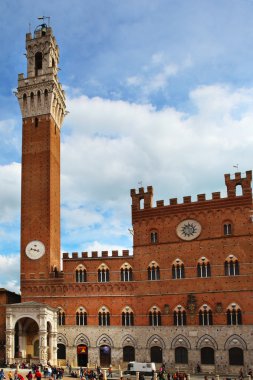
[225,255,239,276]
[76,265,87,283]
[121,263,133,282]
[148,261,160,280]
[197,257,211,278]
[58,307,65,326]
[173,305,187,326]
[149,306,162,326]
[98,306,110,326]
[172,259,185,279]
[98,264,110,282]
[76,307,87,326]
[199,304,213,326]
[122,306,134,326]
[226,303,242,325]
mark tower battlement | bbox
[16,24,66,129]
[131,171,252,213]
[62,250,131,260]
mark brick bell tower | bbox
[16,22,66,293]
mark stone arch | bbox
[196,334,218,350]
[146,335,165,349]
[74,334,90,347]
[171,335,191,349]
[224,334,247,350]
[57,334,68,346]
[121,335,137,347]
[96,334,114,348]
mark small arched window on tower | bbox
[23,93,27,109]
[148,306,162,326]
[150,230,158,244]
[75,265,87,283]
[37,90,41,106]
[122,306,134,326]
[226,303,242,325]
[76,307,87,326]
[148,261,160,280]
[35,52,43,76]
[225,255,239,276]
[98,264,110,282]
[197,257,211,278]
[30,92,34,109]
[44,89,49,103]
[173,305,187,326]
[172,259,185,279]
[58,307,65,326]
[224,222,232,236]
[199,304,213,326]
[120,263,133,282]
[98,306,110,326]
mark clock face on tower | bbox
[176,219,202,241]
[25,240,45,260]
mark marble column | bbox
[39,331,48,365]
[6,329,15,365]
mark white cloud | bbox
[126,51,193,98]
[0,162,21,223]
[0,255,20,293]
[59,84,253,254]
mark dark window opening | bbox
[35,52,43,76]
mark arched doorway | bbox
[15,317,39,361]
[57,344,66,360]
[77,345,88,366]
[229,347,244,365]
[201,347,215,364]
[175,347,188,364]
[150,346,163,363]
[100,345,111,367]
[123,346,135,362]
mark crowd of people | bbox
[0,363,251,380]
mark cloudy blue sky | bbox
[1,0,253,293]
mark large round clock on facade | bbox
[25,240,45,260]
[176,219,202,241]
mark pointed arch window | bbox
[227,303,242,325]
[76,266,87,282]
[173,305,187,326]
[199,304,213,326]
[120,263,133,282]
[172,259,185,279]
[58,308,65,326]
[197,257,211,278]
[98,306,110,326]
[76,307,87,326]
[148,261,160,281]
[122,306,134,326]
[98,264,110,282]
[225,255,239,276]
[149,306,161,326]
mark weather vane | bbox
[38,16,51,26]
